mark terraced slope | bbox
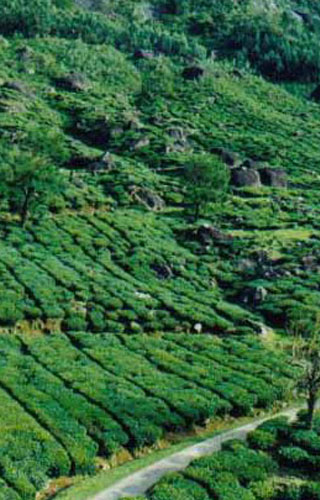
[2,1,320,499]
[0,333,295,499]
[131,413,320,500]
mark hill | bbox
[0,0,320,498]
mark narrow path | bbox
[91,406,301,500]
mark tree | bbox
[292,318,320,429]
[184,153,229,221]
[0,149,65,226]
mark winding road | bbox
[91,406,302,500]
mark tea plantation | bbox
[0,333,295,499]
[132,412,320,500]
[1,0,320,499]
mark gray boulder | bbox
[231,167,261,187]
[212,147,242,168]
[182,66,204,80]
[54,72,89,92]
[260,168,287,188]
[130,186,165,211]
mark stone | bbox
[242,158,265,169]
[130,186,165,211]
[231,167,261,187]
[152,263,173,280]
[134,49,155,59]
[3,80,33,96]
[194,225,233,246]
[166,127,189,153]
[194,323,203,334]
[54,72,89,92]
[260,168,287,188]
[130,137,150,150]
[242,286,268,306]
[302,255,317,271]
[182,66,204,80]
[212,147,242,168]
[89,151,114,175]
[310,84,320,102]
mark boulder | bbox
[166,127,190,153]
[242,286,268,307]
[242,158,266,169]
[130,136,150,150]
[302,255,317,271]
[195,225,233,246]
[54,72,89,92]
[152,263,173,280]
[89,151,114,175]
[182,66,204,80]
[130,186,165,211]
[134,49,155,59]
[212,147,242,168]
[231,167,261,187]
[310,84,320,102]
[260,168,287,188]
[2,80,33,96]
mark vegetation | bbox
[0,333,295,497]
[1,0,320,497]
[184,154,229,220]
[132,412,320,500]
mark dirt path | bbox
[91,406,301,500]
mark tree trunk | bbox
[20,188,33,227]
[307,390,317,429]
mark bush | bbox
[247,430,277,451]
[278,446,311,468]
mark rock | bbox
[152,263,173,280]
[231,168,261,187]
[130,137,150,150]
[134,49,155,59]
[260,168,287,188]
[194,323,203,333]
[17,45,33,62]
[237,259,256,273]
[242,158,266,169]
[130,186,165,211]
[54,72,89,92]
[166,127,189,154]
[302,255,317,271]
[212,147,242,168]
[310,84,320,102]
[182,66,204,80]
[89,151,114,175]
[3,80,33,96]
[194,225,233,246]
[242,287,268,307]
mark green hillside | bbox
[130,412,320,500]
[1,0,320,498]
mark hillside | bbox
[0,0,320,499]
[129,412,320,500]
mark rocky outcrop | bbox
[182,66,204,80]
[231,167,261,187]
[134,49,155,59]
[260,168,287,188]
[89,151,114,175]
[54,72,89,92]
[212,147,242,168]
[310,84,320,102]
[130,186,165,211]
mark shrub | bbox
[278,446,311,468]
[247,429,277,451]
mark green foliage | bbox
[184,154,230,220]
[0,148,65,225]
